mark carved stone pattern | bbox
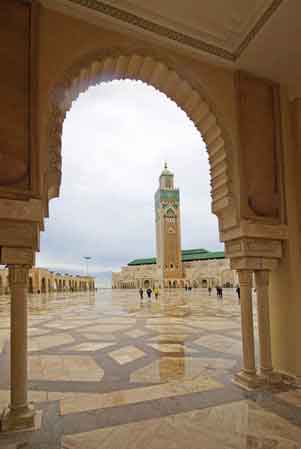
[246,223,288,239]
[0,221,37,248]
[245,239,279,253]
[47,54,234,220]
[237,269,253,287]
[235,0,284,57]
[68,0,284,61]
[225,240,242,254]
[1,247,35,266]
[221,220,288,242]
[8,265,31,287]
[0,199,43,222]
[48,105,65,174]
[231,257,279,271]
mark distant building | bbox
[0,267,95,295]
[112,164,237,289]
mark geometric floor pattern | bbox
[0,289,301,448]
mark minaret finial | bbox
[164,161,168,169]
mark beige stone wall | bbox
[184,259,237,288]
[112,265,158,289]
[269,95,301,381]
[112,258,237,289]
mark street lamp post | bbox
[83,256,92,276]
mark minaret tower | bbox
[155,163,183,286]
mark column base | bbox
[233,370,264,390]
[260,370,282,386]
[294,376,301,388]
[0,403,40,433]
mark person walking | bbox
[219,286,223,300]
[154,287,159,300]
[236,285,240,303]
[216,286,223,299]
[139,287,144,301]
[208,286,212,296]
[146,287,152,300]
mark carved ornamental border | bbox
[67,0,284,61]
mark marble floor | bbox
[0,289,300,449]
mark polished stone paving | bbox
[0,289,300,448]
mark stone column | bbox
[235,270,261,388]
[255,270,275,380]
[1,265,36,431]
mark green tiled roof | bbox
[128,248,224,266]
[182,248,207,255]
[128,257,156,266]
[182,250,224,262]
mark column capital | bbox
[225,237,282,272]
[8,265,31,287]
[237,269,253,287]
[1,247,35,266]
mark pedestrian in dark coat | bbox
[236,286,240,303]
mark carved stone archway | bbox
[47,53,235,232]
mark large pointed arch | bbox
[47,53,234,221]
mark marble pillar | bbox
[255,270,272,373]
[235,270,261,388]
[255,270,280,384]
[1,265,36,431]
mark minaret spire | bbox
[155,164,183,287]
[159,162,174,190]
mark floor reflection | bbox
[0,289,300,448]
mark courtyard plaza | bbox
[0,289,300,449]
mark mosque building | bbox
[112,164,237,289]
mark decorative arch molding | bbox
[47,52,234,218]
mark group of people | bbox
[139,287,159,301]
[207,285,224,298]
[139,284,242,303]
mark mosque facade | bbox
[112,165,237,289]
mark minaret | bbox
[155,163,183,286]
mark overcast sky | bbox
[37,80,223,279]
